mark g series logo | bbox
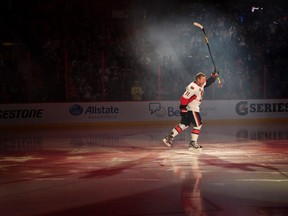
[235,101,248,116]
[236,101,288,116]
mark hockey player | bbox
[163,70,219,150]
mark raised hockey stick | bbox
[193,22,222,88]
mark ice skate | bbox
[188,140,202,151]
[163,135,173,147]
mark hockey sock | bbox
[191,125,202,142]
[171,123,188,137]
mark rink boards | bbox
[0,99,287,126]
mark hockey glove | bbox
[179,104,188,113]
[211,69,219,78]
[179,104,188,118]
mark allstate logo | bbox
[69,104,83,116]
[149,103,166,117]
[236,101,248,116]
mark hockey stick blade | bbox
[193,22,204,29]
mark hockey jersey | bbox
[180,81,205,112]
[180,75,216,112]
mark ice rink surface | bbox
[0,121,288,216]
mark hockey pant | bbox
[170,111,202,142]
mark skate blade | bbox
[188,147,202,152]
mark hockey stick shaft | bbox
[193,22,222,87]
[202,29,216,69]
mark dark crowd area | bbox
[0,0,287,103]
